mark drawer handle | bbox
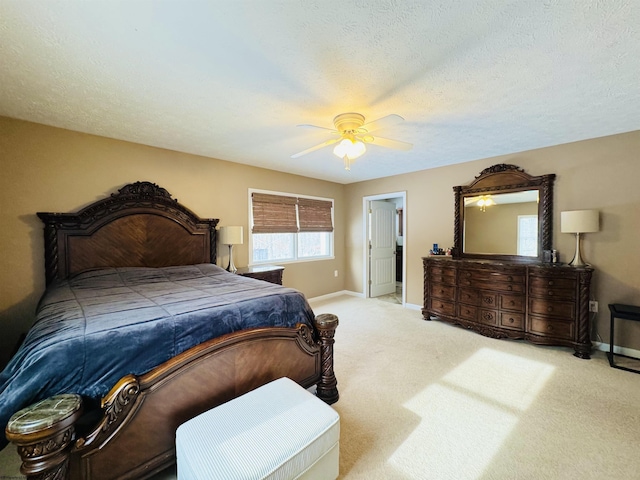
[509,317,515,323]
[548,291,554,296]
[509,300,515,306]
[465,309,471,314]
[547,325,554,332]
[548,280,554,286]
[547,306,554,313]
[507,276,513,281]
[440,289,444,294]
[439,303,444,308]
[507,285,513,291]
[482,312,494,321]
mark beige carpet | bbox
[2,294,640,479]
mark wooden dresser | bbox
[422,256,593,358]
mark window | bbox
[250,190,334,264]
[517,215,538,256]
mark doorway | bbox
[362,192,406,305]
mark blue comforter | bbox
[0,264,314,447]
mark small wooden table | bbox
[236,265,284,285]
[608,303,640,374]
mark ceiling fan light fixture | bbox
[333,138,366,161]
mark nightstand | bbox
[236,265,284,285]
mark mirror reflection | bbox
[463,190,539,256]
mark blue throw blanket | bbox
[0,264,314,448]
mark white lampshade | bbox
[561,210,599,233]
[219,226,244,245]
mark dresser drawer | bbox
[458,278,525,292]
[479,292,498,309]
[458,269,524,284]
[529,275,576,290]
[500,294,525,312]
[490,282,525,294]
[430,283,456,300]
[430,266,456,278]
[529,316,574,340]
[458,304,478,321]
[529,299,575,319]
[459,288,480,305]
[529,285,575,301]
[478,309,498,326]
[430,274,457,285]
[500,312,524,330]
[428,298,456,317]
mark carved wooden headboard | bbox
[37,182,220,285]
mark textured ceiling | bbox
[1,1,638,184]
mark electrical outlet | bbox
[334,270,338,277]
[589,301,598,313]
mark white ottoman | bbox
[176,377,340,480]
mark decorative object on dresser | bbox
[561,210,599,266]
[236,264,285,285]
[424,165,594,358]
[219,225,244,272]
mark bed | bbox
[1,181,339,480]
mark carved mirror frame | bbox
[453,164,555,262]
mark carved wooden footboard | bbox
[7,315,338,480]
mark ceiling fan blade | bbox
[291,137,341,158]
[297,124,339,134]
[358,114,404,134]
[361,135,413,151]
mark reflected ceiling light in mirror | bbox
[477,195,495,212]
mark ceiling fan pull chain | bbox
[344,155,351,171]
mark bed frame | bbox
[8,181,339,480]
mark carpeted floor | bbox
[2,294,640,479]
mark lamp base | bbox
[568,232,588,267]
[226,245,237,273]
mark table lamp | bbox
[560,210,599,267]
[219,226,243,273]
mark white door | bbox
[369,200,397,297]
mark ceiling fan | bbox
[291,112,413,170]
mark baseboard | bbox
[404,303,422,311]
[309,292,423,313]
[308,290,364,302]
[593,341,640,359]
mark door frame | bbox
[362,191,406,304]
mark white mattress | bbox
[176,377,340,480]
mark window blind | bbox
[251,193,298,233]
[298,198,334,232]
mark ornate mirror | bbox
[453,164,555,262]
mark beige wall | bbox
[345,130,640,352]
[0,117,345,368]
